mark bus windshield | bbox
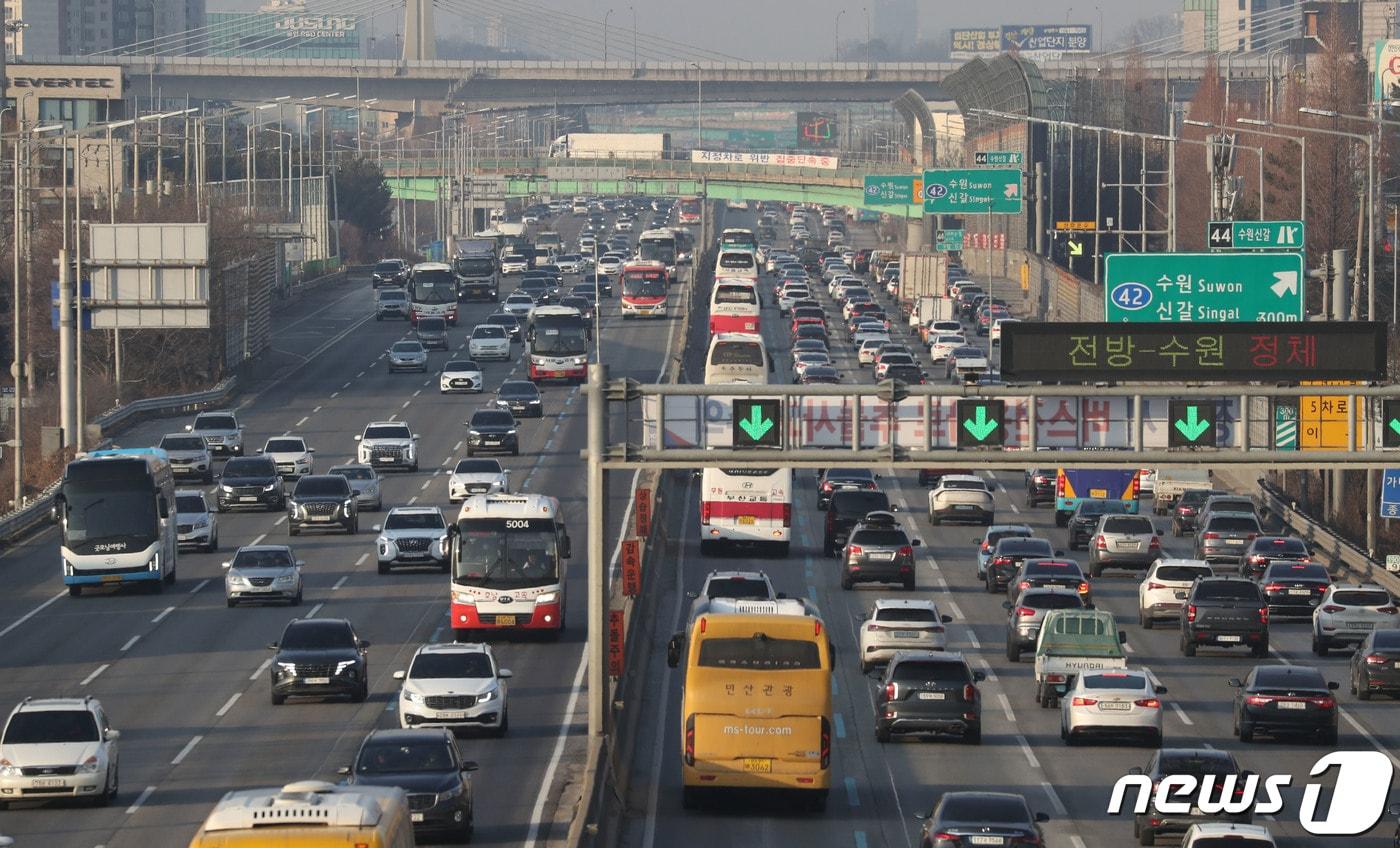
[639,239,676,265]
[709,340,765,367]
[714,284,757,305]
[623,273,667,298]
[409,269,456,304]
[532,327,588,355]
[454,520,561,589]
[60,479,158,555]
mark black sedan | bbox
[916,791,1049,848]
[494,380,544,418]
[1231,664,1338,745]
[799,365,842,385]
[1239,535,1311,579]
[1350,628,1400,700]
[1258,561,1331,616]
[341,728,477,840]
[466,409,520,456]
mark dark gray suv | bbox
[872,651,984,744]
[287,474,358,536]
[341,728,477,841]
[840,512,920,591]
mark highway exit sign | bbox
[1207,220,1305,250]
[863,174,921,206]
[935,228,964,251]
[974,150,1023,166]
[923,168,1023,214]
[1103,252,1305,322]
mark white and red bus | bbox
[638,228,678,277]
[700,467,792,557]
[406,261,459,325]
[620,260,669,318]
[708,277,761,335]
[678,196,702,225]
[450,493,572,638]
[527,305,589,383]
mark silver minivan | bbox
[414,316,449,351]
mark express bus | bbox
[719,228,758,253]
[527,305,590,382]
[668,612,832,810]
[638,228,678,276]
[620,260,669,319]
[708,277,761,335]
[53,448,178,596]
[704,332,772,384]
[449,493,572,638]
[406,261,459,325]
[700,467,792,557]
[678,196,702,225]
[716,248,760,283]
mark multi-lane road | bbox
[619,218,1400,848]
[0,212,678,846]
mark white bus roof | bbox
[709,331,765,344]
[639,229,675,239]
[199,781,401,832]
[456,492,561,522]
[622,260,666,270]
[529,305,582,318]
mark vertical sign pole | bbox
[1027,389,1038,452]
[1239,394,1249,450]
[586,363,607,745]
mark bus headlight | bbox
[573,357,587,366]
[148,552,161,572]
[535,592,558,606]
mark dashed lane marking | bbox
[189,579,210,595]
[1041,781,1069,817]
[249,658,272,681]
[120,635,141,652]
[356,553,369,565]
[1017,734,1040,768]
[215,693,241,717]
[81,664,110,686]
[844,776,860,807]
[306,603,324,618]
[170,735,203,765]
[125,786,157,815]
[151,606,175,624]
[295,416,309,427]
[997,692,1015,722]
[332,576,348,591]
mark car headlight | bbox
[228,575,249,586]
[469,429,481,436]
[401,689,422,704]
[262,483,277,492]
[438,782,464,800]
[334,660,358,675]
[220,484,234,493]
[276,661,297,673]
[477,686,498,703]
[274,573,295,584]
[192,516,210,529]
[535,592,558,605]
[0,762,21,777]
[77,757,101,774]
[507,429,517,436]
[343,499,354,511]
[573,356,587,366]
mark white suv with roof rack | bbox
[392,642,513,736]
[0,696,120,808]
[354,421,419,472]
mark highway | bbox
[619,218,1400,848]
[0,211,680,846]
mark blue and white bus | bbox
[54,448,178,596]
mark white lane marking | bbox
[1070,837,1089,848]
[120,635,141,652]
[251,533,267,546]
[1171,704,1194,726]
[313,406,322,413]
[307,603,324,618]
[170,735,203,765]
[81,664,111,686]
[412,389,422,398]
[332,576,348,591]
[355,553,369,565]
[966,631,981,650]
[408,496,419,505]
[295,416,309,427]
[1018,735,1040,768]
[997,692,1015,722]
[151,606,175,624]
[1340,709,1400,770]
[947,600,965,619]
[420,479,432,491]
[125,785,157,815]
[189,578,210,595]
[330,391,340,398]
[1009,503,1021,514]
[356,371,365,378]
[0,590,66,640]
[215,693,241,717]
[274,516,287,526]
[453,441,463,451]
[1041,781,1069,817]
[1122,642,1135,653]
[523,651,588,848]
[401,400,412,409]
[249,658,272,681]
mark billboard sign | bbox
[1375,40,1400,102]
[951,24,1092,59]
[796,112,838,150]
[207,12,362,58]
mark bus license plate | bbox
[737,516,756,525]
[1089,488,1108,498]
[101,575,123,583]
[495,615,516,627]
[742,758,772,773]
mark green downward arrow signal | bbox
[1389,418,1400,438]
[962,406,999,442]
[738,405,774,442]
[1174,406,1211,442]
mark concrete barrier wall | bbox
[961,247,1104,322]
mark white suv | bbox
[262,435,315,480]
[0,697,120,808]
[393,642,513,737]
[858,599,953,672]
[1137,558,1213,628]
[1313,583,1400,655]
[355,421,418,472]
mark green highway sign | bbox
[956,399,1005,447]
[1169,400,1218,447]
[732,398,782,448]
[1384,399,1400,449]
[1103,252,1305,322]
[935,228,964,252]
[1207,220,1305,250]
[863,174,921,206]
[974,150,1023,166]
[923,168,1023,214]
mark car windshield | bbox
[473,326,507,339]
[385,511,445,531]
[265,439,305,453]
[454,459,502,474]
[1078,500,1129,517]
[417,319,446,332]
[850,529,909,546]
[1023,593,1083,610]
[194,414,237,430]
[1157,752,1237,777]
[378,290,406,302]
[709,342,765,367]
[942,479,987,491]
[891,660,968,684]
[160,436,205,451]
[223,458,275,477]
[3,710,99,744]
[998,540,1054,555]
[375,261,401,273]
[363,426,410,440]
[1264,563,1329,581]
[1027,562,1081,577]
[279,621,354,650]
[1208,516,1261,532]
[175,495,207,513]
[707,578,771,600]
[830,492,889,514]
[295,477,348,497]
[1102,516,1153,534]
[1255,538,1308,555]
[356,741,455,774]
[445,361,478,373]
[1254,669,1326,692]
[697,637,820,670]
[472,411,514,427]
[1189,839,1273,848]
[499,382,538,398]
[986,528,1032,546]
[232,548,293,569]
[874,606,938,623]
[391,342,423,353]
[1082,673,1147,690]
[410,651,494,679]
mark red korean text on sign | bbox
[621,539,641,598]
[608,610,625,677]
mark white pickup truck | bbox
[1033,609,1129,708]
[1151,468,1215,514]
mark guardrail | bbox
[1257,478,1400,596]
[0,376,240,548]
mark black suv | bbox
[466,409,520,456]
[816,468,878,510]
[872,651,984,744]
[269,617,370,704]
[1129,748,1253,844]
[1066,499,1132,549]
[216,456,284,512]
[287,474,358,536]
[823,490,892,556]
[341,728,478,840]
[372,258,408,288]
[1181,577,1269,657]
[840,512,920,591]
[1024,468,1054,507]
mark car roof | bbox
[1185,823,1274,840]
[704,570,769,581]
[872,598,938,610]
[175,488,209,498]
[10,697,98,713]
[236,544,293,554]
[890,649,969,664]
[1251,664,1326,686]
[939,474,985,484]
[414,641,493,656]
[362,727,455,746]
[386,506,442,516]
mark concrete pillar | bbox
[905,217,928,252]
[402,0,438,61]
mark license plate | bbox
[240,496,258,502]
[742,758,772,773]
[1277,701,1306,710]
[737,516,756,525]
[311,515,332,522]
[954,504,975,510]
[305,677,331,684]
[1218,635,1242,642]
[484,439,501,445]
[435,710,467,720]
[1123,542,1142,550]
[872,551,895,560]
[893,631,921,639]
[1289,588,1312,596]
[495,615,516,627]
[411,813,425,823]
[969,838,1005,846]
[918,691,946,700]
[1343,621,1375,629]
[1393,661,1400,669]
[1226,538,1244,544]
[1089,488,1108,498]
[1099,702,1131,711]
[30,778,65,788]
[101,574,123,583]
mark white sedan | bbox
[1059,669,1165,746]
[467,325,511,361]
[447,457,511,503]
[928,334,968,364]
[858,598,952,672]
[990,317,1021,345]
[439,359,485,394]
[856,335,891,364]
[501,292,535,318]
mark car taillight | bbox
[864,481,877,490]
[1321,605,1346,613]
[1263,583,1283,593]
[1146,582,1166,591]
[849,545,863,557]
[1019,580,1031,591]
[932,834,960,844]
[1135,698,1161,709]
[981,541,991,552]
[1034,475,1048,484]
[1078,582,1091,594]
[963,684,978,702]
[1308,695,1336,710]
[1246,533,1258,541]
[1380,606,1399,615]
[700,502,711,525]
[885,682,898,701]
[1186,604,1197,622]
[1149,536,1161,550]
[1249,555,1266,564]
[1245,694,1274,706]
[1366,653,1389,664]
[1202,532,1219,540]
[684,714,695,766]
[820,717,831,768]
[1072,697,1098,706]
[1016,606,1036,617]
[782,503,792,528]
[1259,606,1270,625]
[993,556,1010,566]
[898,546,913,557]
[1094,535,1108,549]
[821,481,833,491]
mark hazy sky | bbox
[209,0,1180,60]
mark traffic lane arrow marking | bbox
[738,405,775,441]
[1173,406,1211,441]
[962,406,999,441]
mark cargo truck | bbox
[897,253,948,317]
[910,295,957,329]
[549,132,671,160]
[452,239,499,301]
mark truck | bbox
[451,238,499,301]
[910,295,957,329]
[897,253,948,317]
[1033,609,1128,708]
[548,132,671,160]
[1054,468,1141,526]
[1151,467,1215,514]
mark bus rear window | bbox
[697,636,821,670]
[709,342,765,367]
[714,286,757,304]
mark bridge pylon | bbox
[402,0,437,61]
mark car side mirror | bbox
[498,668,513,679]
[359,641,372,649]
[372,525,382,533]
[1128,766,1144,776]
[941,614,953,623]
[1118,631,1127,644]
[412,434,421,440]
[973,670,986,682]
[1228,677,1243,688]
[666,634,683,668]
[308,448,316,453]
[776,592,788,599]
[157,497,169,519]
[267,643,279,650]
[184,424,193,431]
[392,670,406,680]
[461,761,479,773]
[105,729,121,741]
[1154,685,1168,695]
[353,435,362,441]
[1001,601,1013,610]
[1034,812,1051,823]
[1390,803,1400,817]
[337,766,351,776]
[1054,550,1065,557]
[1327,681,1340,690]
[561,535,572,559]
[685,591,698,599]
[295,560,306,568]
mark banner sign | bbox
[951,24,1093,59]
[691,150,839,170]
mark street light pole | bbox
[834,9,845,59]
[690,62,702,148]
[603,8,613,63]
[628,5,637,70]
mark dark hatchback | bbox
[216,456,284,512]
[341,728,477,840]
[1067,498,1133,550]
[466,409,519,457]
[1130,748,1253,844]
[269,617,370,704]
[287,474,358,536]
[1171,488,1229,536]
[1350,629,1400,700]
[916,791,1048,848]
[817,468,879,510]
[882,362,926,385]
[873,651,984,744]
[985,537,1057,593]
[1231,664,1338,745]
[1025,468,1055,507]
[494,380,544,418]
[1258,561,1331,616]
[823,490,891,556]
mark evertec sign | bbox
[1107,750,1395,836]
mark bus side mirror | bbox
[666,634,683,668]
[50,494,65,523]
[768,357,775,373]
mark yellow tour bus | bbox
[667,612,833,811]
[187,780,415,847]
